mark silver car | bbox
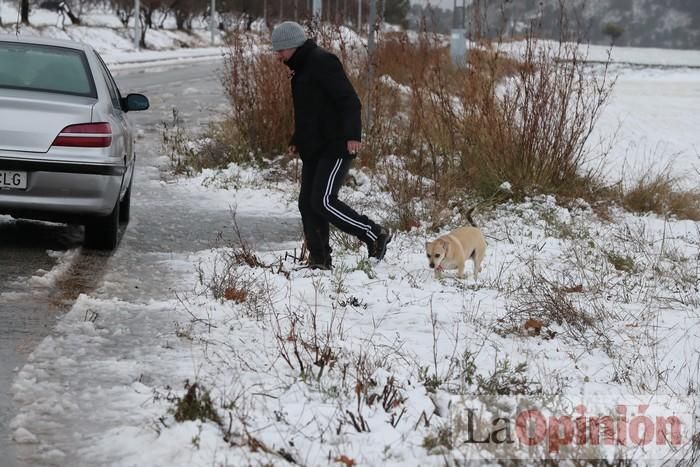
[0,35,148,250]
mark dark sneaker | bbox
[308,255,332,270]
[368,228,393,260]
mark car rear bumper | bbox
[0,157,125,222]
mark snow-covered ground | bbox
[3,9,700,466]
[0,3,224,65]
[589,65,700,187]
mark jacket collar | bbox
[285,39,316,72]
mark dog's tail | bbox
[465,206,478,227]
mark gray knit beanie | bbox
[271,21,307,51]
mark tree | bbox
[383,0,409,26]
[60,1,82,25]
[602,22,624,45]
[110,0,133,27]
[21,0,30,24]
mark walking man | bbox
[272,21,392,270]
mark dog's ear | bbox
[440,239,449,252]
[425,241,430,250]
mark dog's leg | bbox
[473,251,484,280]
[457,262,465,279]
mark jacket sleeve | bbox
[315,52,362,142]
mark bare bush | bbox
[160,108,194,175]
[374,32,613,225]
[496,268,614,351]
[273,305,339,382]
[466,38,613,198]
[221,32,294,163]
[193,209,282,321]
[353,26,615,227]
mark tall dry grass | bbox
[617,165,700,221]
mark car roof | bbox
[0,34,94,53]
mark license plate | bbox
[0,170,27,189]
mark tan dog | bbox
[425,209,486,279]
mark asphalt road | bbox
[0,59,300,465]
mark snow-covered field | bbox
[3,9,700,466]
[0,3,224,67]
[591,65,700,186]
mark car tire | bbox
[119,179,132,224]
[84,198,120,250]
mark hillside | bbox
[410,0,700,50]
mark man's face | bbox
[274,48,296,63]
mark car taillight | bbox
[52,123,112,148]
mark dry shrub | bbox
[618,165,700,221]
[462,37,613,198]
[223,286,248,303]
[198,251,256,302]
[160,108,194,175]
[273,305,339,382]
[222,32,293,162]
[197,211,268,303]
[185,119,242,171]
[360,29,613,227]
[355,32,469,225]
[496,271,613,351]
[171,381,221,425]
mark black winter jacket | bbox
[285,40,362,160]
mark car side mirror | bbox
[123,93,149,112]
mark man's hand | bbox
[347,140,362,155]
[288,145,298,155]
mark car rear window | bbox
[0,41,96,97]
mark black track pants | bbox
[298,157,380,260]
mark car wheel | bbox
[119,179,132,224]
[84,198,120,250]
